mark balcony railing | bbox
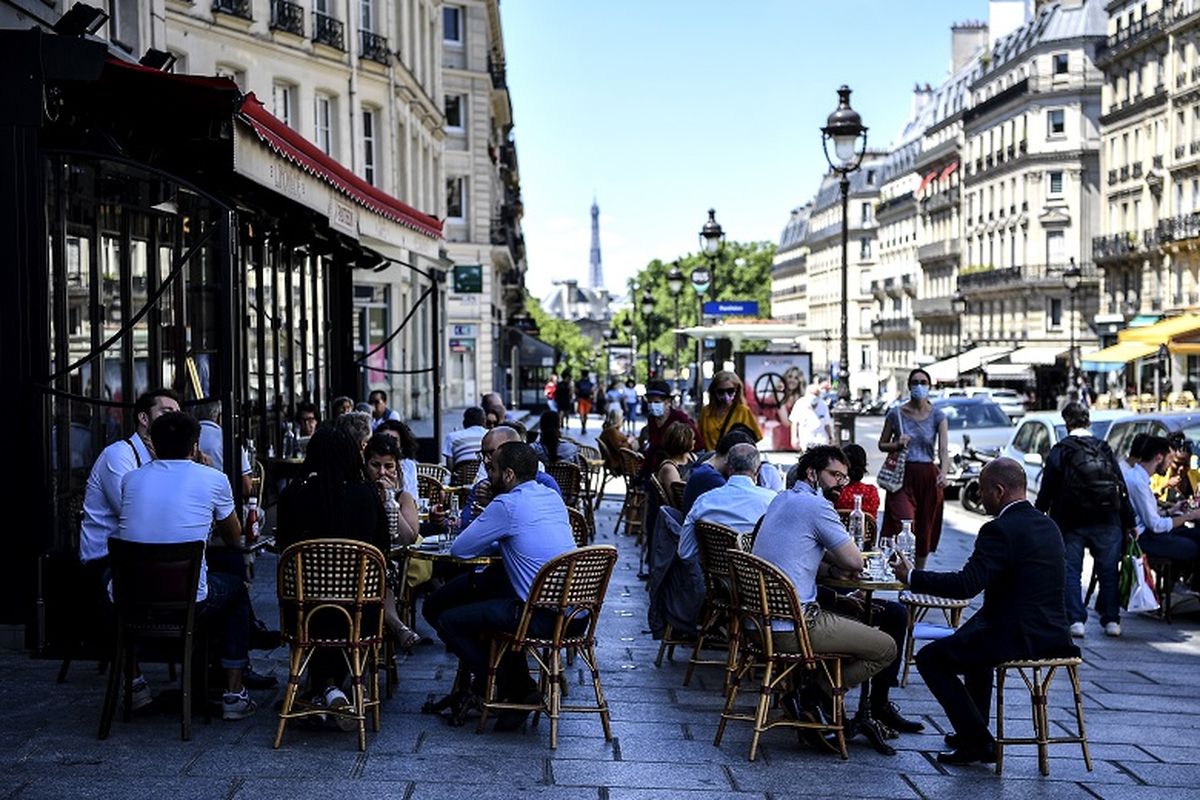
[359,30,390,63]
[1092,232,1143,261]
[213,0,251,19]
[1103,10,1163,56]
[912,295,955,317]
[487,54,507,90]
[270,0,303,35]
[958,262,1094,291]
[1157,212,1200,244]
[917,239,961,264]
[920,186,959,216]
[313,12,344,50]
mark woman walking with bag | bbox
[878,368,949,569]
[697,370,761,450]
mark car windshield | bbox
[938,401,1011,430]
[1180,424,1200,453]
[1054,422,1111,440]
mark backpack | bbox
[1059,436,1123,511]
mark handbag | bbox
[1119,535,1160,613]
[877,409,907,493]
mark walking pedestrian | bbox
[554,370,574,429]
[622,379,639,433]
[878,368,949,570]
[575,371,595,434]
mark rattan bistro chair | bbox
[994,656,1092,776]
[452,459,480,488]
[416,474,445,506]
[715,549,849,762]
[416,462,451,485]
[614,448,646,539]
[477,546,618,748]
[686,521,742,688]
[836,509,878,550]
[274,539,387,751]
[898,592,970,687]
[567,507,591,548]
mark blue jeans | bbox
[1063,522,1122,626]
[196,571,250,670]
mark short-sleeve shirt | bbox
[117,460,236,602]
[80,434,153,563]
[752,481,850,606]
[443,425,487,466]
[888,406,946,464]
[198,420,251,476]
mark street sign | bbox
[703,300,759,316]
[452,264,483,293]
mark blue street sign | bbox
[703,300,759,316]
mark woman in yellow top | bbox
[1150,433,1200,506]
[697,370,762,450]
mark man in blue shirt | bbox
[1123,436,1200,574]
[425,441,576,728]
[680,429,757,514]
[678,444,775,560]
[459,426,561,527]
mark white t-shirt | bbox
[198,420,251,476]
[442,425,487,466]
[789,394,832,449]
[116,460,235,602]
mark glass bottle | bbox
[847,494,866,550]
[898,519,917,564]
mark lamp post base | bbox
[831,402,857,446]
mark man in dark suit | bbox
[892,457,1077,765]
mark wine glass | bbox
[878,536,896,580]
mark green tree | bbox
[612,240,777,377]
[524,295,596,373]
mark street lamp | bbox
[1062,259,1083,389]
[821,85,868,444]
[690,264,712,405]
[951,291,968,387]
[641,288,658,380]
[621,316,635,381]
[667,261,685,387]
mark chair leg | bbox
[683,603,715,687]
[98,630,123,740]
[722,616,741,693]
[180,630,193,741]
[587,644,612,742]
[900,606,918,688]
[122,644,135,723]
[994,665,1006,775]
[831,660,848,760]
[532,647,548,730]
[1033,666,1049,777]
[351,649,367,752]
[549,648,563,749]
[274,644,306,749]
[371,645,382,732]
[655,624,674,668]
[1067,664,1093,771]
[477,639,501,733]
[713,655,745,747]
[747,662,773,762]
[201,634,211,726]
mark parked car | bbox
[1001,410,1129,498]
[1105,411,1200,460]
[943,387,1027,420]
[933,397,1013,500]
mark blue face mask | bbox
[910,384,930,401]
[648,401,666,418]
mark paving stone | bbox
[1116,761,1200,787]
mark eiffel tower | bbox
[589,198,604,290]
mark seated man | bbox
[753,446,899,740]
[459,426,561,528]
[424,442,576,729]
[680,429,757,515]
[1124,435,1200,582]
[443,406,489,469]
[115,411,255,720]
[893,458,1079,765]
[677,443,775,561]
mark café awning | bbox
[983,362,1034,380]
[924,346,1012,384]
[1007,346,1068,365]
[1080,340,1158,372]
[1118,313,1200,346]
[675,322,819,348]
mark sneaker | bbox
[1069,622,1086,638]
[1104,622,1122,637]
[222,688,257,720]
[127,676,153,711]
[324,687,357,732]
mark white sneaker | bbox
[127,676,153,711]
[1104,622,1122,637]
[1069,622,1086,638]
[324,686,357,732]
[222,687,257,720]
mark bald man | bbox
[893,458,1077,766]
[457,425,561,527]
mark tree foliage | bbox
[524,295,596,371]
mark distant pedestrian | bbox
[544,374,558,413]
[878,368,949,570]
[789,383,833,451]
[554,370,574,428]
[1034,403,1135,639]
[575,371,595,433]
[622,379,639,432]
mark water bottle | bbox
[383,488,401,542]
[244,497,259,544]
[898,519,917,564]
[282,422,297,458]
[847,494,866,550]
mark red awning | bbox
[940,161,959,180]
[237,93,442,239]
[917,170,938,193]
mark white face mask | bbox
[910,384,930,401]
[648,401,666,418]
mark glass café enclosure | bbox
[1,29,444,652]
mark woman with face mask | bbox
[878,368,949,570]
[697,370,762,451]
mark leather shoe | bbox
[874,701,925,734]
[936,740,997,765]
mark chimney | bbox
[912,82,934,117]
[951,20,988,73]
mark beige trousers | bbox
[773,609,896,690]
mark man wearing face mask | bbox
[752,446,898,738]
[637,379,700,475]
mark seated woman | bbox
[531,410,579,466]
[655,421,697,502]
[599,407,637,468]
[274,427,391,725]
[376,418,420,496]
[834,443,880,519]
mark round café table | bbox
[819,572,905,756]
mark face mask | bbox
[911,384,930,401]
[648,402,666,418]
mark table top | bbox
[395,537,497,566]
[820,575,905,592]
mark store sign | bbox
[449,338,475,353]
[453,264,483,294]
[703,300,759,316]
[452,324,475,336]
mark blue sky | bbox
[501,0,991,300]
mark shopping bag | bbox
[877,411,907,493]
[1126,554,1160,614]
[1118,536,1141,608]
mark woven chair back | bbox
[546,460,583,506]
[416,463,451,484]
[416,474,445,504]
[726,548,814,656]
[693,520,739,601]
[836,509,878,550]
[567,507,590,548]
[277,539,387,648]
[649,474,673,508]
[576,443,601,463]
[617,447,644,477]
[668,480,685,510]
[518,546,618,647]
[452,459,480,488]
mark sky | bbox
[501,0,992,301]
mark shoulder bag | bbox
[876,409,907,493]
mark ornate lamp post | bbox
[641,288,658,380]
[699,208,725,291]
[821,85,868,444]
[621,315,635,381]
[951,291,968,387]
[1062,259,1083,389]
[667,261,685,390]
[690,264,712,405]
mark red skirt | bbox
[881,462,943,558]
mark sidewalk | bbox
[5,419,1200,798]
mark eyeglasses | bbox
[716,388,736,397]
[822,468,849,484]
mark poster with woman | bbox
[739,352,813,451]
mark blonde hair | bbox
[708,370,746,406]
[604,407,624,428]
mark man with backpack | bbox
[1035,403,1137,638]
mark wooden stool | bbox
[994,657,1092,776]
[898,592,969,687]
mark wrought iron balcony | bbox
[1157,212,1200,245]
[920,186,959,216]
[1103,10,1163,56]
[912,295,955,318]
[313,12,344,50]
[270,0,303,35]
[958,263,1093,291]
[212,0,251,20]
[1092,232,1143,261]
[917,239,961,264]
[359,30,390,64]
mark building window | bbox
[861,202,871,224]
[216,64,245,89]
[360,0,373,31]
[860,345,871,370]
[445,95,464,130]
[1048,297,1063,328]
[866,169,876,185]
[443,4,463,43]
[272,81,295,128]
[1048,171,1064,196]
[314,0,328,13]
[860,238,871,259]
[362,108,377,186]
[1046,229,1065,265]
[1053,53,1068,74]
[314,92,333,155]
[446,176,465,220]
[1047,109,1065,137]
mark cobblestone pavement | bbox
[4,420,1200,799]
